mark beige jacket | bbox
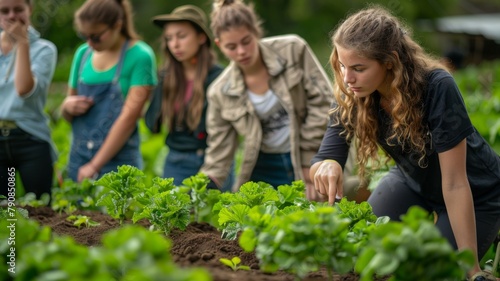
[200,34,333,190]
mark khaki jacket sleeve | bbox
[299,39,334,166]
[199,86,239,187]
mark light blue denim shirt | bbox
[0,26,58,162]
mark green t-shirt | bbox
[68,40,157,97]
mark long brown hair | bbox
[330,5,448,178]
[210,0,263,39]
[161,22,216,131]
[75,0,140,40]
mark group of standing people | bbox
[0,0,499,280]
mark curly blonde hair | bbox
[330,5,448,178]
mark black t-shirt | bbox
[312,69,500,205]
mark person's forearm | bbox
[90,115,137,170]
[443,184,480,272]
[91,86,150,170]
[14,41,35,96]
[61,88,79,122]
[61,108,73,122]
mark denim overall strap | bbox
[111,40,129,85]
[78,41,129,84]
[68,40,141,181]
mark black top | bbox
[312,69,500,205]
[145,64,224,152]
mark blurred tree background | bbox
[30,0,480,82]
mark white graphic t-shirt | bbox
[248,89,290,153]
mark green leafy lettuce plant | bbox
[0,214,52,280]
[98,225,212,281]
[17,192,50,208]
[95,165,145,224]
[182,173,221,224]
[0,195,29,219]
[355,206,475,281]
[10,219,211,281]
[241,206,356,279]
[213,180,312,240]
[16,235,111,281]
[51,178,99,214]
[132,187,192,235]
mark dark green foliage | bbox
[355,206,475,281]
[51,178,99,214]
[251,206,356,278]
[132,189,192,235]
[2,216,211,281]
[213,180,311,240]
[95,165,146,224]
[182,173,221,225]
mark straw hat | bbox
[152,5,212,44]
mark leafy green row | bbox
[237,200,474,281]
[0,214,211,281]
[10,166,480,280]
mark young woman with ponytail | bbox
[200,0,332,193]
[61,0,157,182]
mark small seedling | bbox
[219,256,251,271]
[0,195,29,219]
[66,215,100,228]
[17,192,50,207]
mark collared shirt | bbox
[201,34,333,188]
[0,27,58,162]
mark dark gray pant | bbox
[368,166,500,260]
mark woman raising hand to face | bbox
[0,0,57,198]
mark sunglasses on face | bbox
[77,27,110,43]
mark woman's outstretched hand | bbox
[303,167,327,202]
[311,160,343,205]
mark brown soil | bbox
[25,206,387,281]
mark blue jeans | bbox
[163,148,234,192]
[250,151,294,188]
[0,128,53,197]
